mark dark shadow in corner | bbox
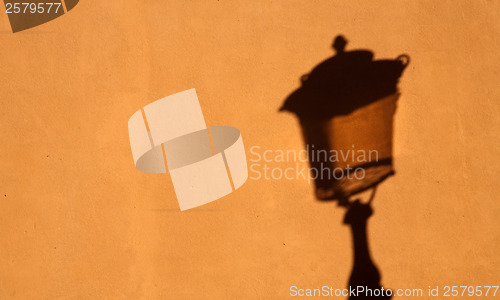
[280,35,410,299]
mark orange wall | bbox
[0,1,499,298]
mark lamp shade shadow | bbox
[280,35,409,201]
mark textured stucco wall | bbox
[0,1,499,298]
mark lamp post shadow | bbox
[342,193,392,299]
[280,34,409,299]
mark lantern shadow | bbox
[280,35,409,299]
[280,35,409,201]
